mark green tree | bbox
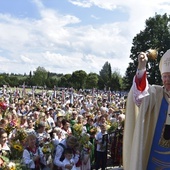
[59,74,72,87]
[110,71,122,91]
[98,62,112,90]
[71,70,87,89]
[85,73,99,89]
[29,71,32,78]
[32,66,48,86]
[124,13,170,90]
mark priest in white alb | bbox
[123,49,170,170]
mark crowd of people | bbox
[0,87,126,170]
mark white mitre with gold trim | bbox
[159,49,170,74]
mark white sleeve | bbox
[53,144,65,168]
[136,68,146,79]
[72,153,80,164]
[22,149,35,168]
[132,76,149,107]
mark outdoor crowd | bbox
[0,87,126,170]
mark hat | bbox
[57,112,64,117]
[159,49,170,74]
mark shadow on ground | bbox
[91,154,124,170]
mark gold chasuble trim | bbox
[159,131,170,148]
[159,91,170,148]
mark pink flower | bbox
[0,102,8,111]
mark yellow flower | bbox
[13,144,23,152]
[8,162,16,170]
[1,162,16,170]
[89,127,97,135]
[10,166,16,170]
[42,142,52,154]
[73,124,83,132]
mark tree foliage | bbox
[71,70,87,90]
[59,74,72,88]
[0,62,123,91]
[110,71,122,91]
[85,73,99,89]
[124,13,170,90]
[99,61,112,89]
[32,66,48,86]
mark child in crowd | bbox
[95,123,108,170]
[81,142,91,170]
[62,148,77,170]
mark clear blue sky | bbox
[0,0,169,76]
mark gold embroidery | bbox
[159,125,170,148]
[155,150,170,155]
[152,157,170,169]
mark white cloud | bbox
[0,0,170,76]
[68,0,93,8]
[90,15,99,20]
[68,0,117,10]
[20,55,33,63]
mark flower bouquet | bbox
[72,123,83,138]
[8,129,28,168]
[42,142,54,165]
[42,142,53,155]
[107,122,118,134]
[10,141,24,160]
[0,102,8,111]
[4,123,16,136]
[89,127,98,136]
[1,160,16,170]
[79,133,92,152]
[14,129,28,142]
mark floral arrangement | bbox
[13,128,28,142]
[72,123,83,137]
[89,127,98,136]
[0,101,8,118]
[78,133,92,153]
[10,141,24,160]
[72,123,93,152]
[1,160,16,170]
[7,129,28,165]
[0,150,29,170]
[0,102,8,111]
[5,122,16,135]
[107,122,118,134]
[42,142,54,155]
[79,133,90,146]
[65,112,72,121]
[6,160,29,170]
[34,120,51,131]
[41,142,54,165]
